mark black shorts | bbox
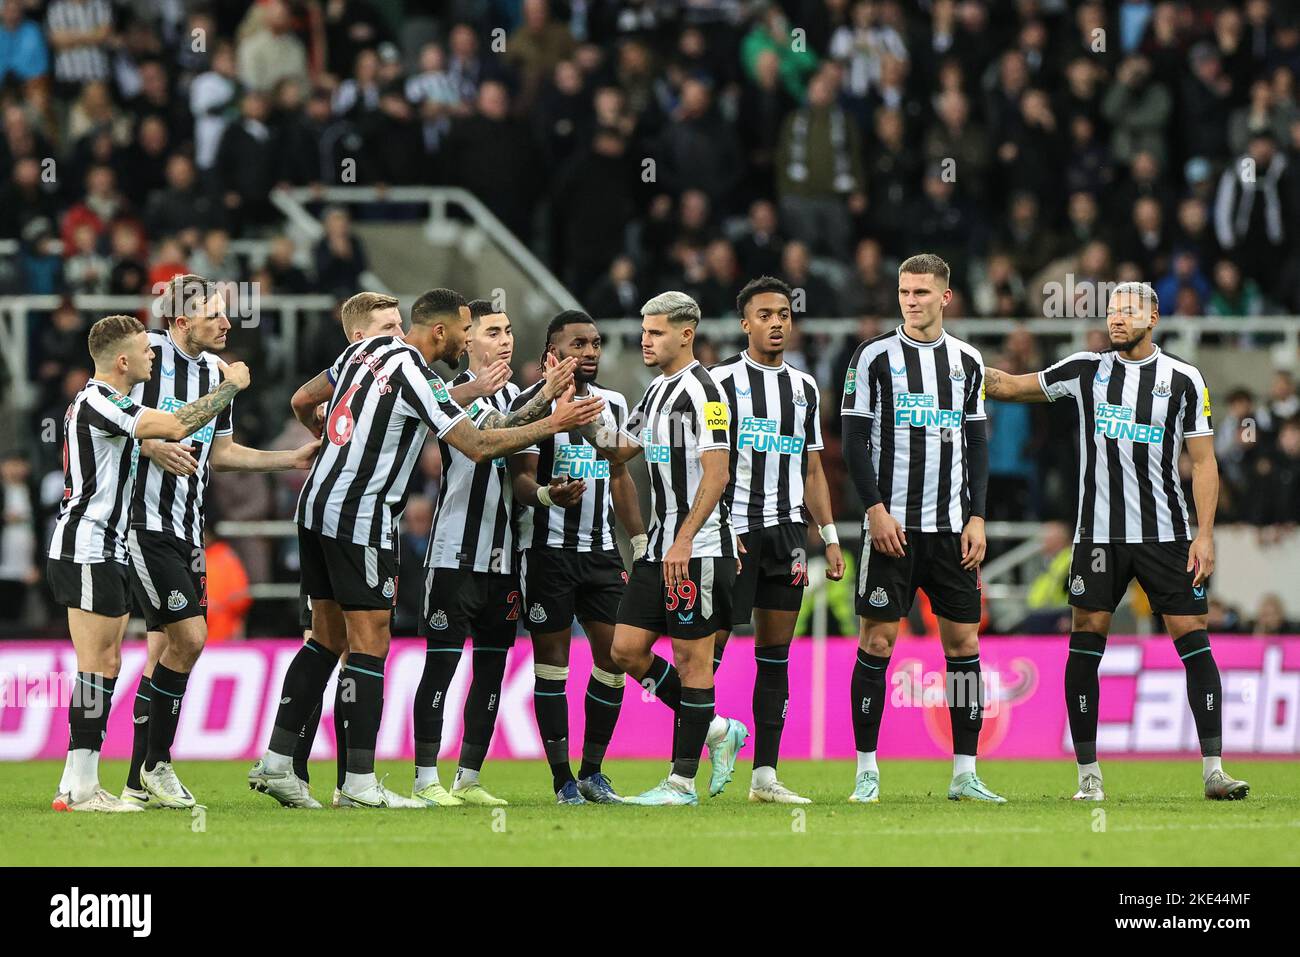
[298,526,398,612]
[616,557,736,640]
[1067,540,1208,616]
[47,558,131,617]
[421,566,520,646]
[127,529,206,630]
[732,521,809,625]
[520,546,626,633]
[856,531,981,623]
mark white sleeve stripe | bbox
[1036,371,1056,401]
[434,410,468,439]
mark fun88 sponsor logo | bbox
[554,444,610,479]
[643,427,673,464]
[893,393,963,430]
[738,417,804,455]
[1095,403,1165,444]
[159,395,215,444]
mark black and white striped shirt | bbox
[1039,346,1213,543]
[46,0,113,84]
[841,326,986,532]
[622,360,735,561]
[710,351,823,534]
[425,371,521,574]
[511,381,629,552]
[129,331,233,546]
[297,336,467,550]
[49,380,144,565]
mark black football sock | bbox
[69,673,116,752]
[753,643,791,770]
[850,648,890,753]
[945,654,984,757]
[340,653,385,776]
[413,641,463,771]
[294,699,323,783]
[1175,630,1222,757]
[145,664,189,770]
[333,675,347,790]
[459,644,511,773]
[533,666,573,791]
[1065,632,1106,765]
[638,654,681,711]
[579,667,624,779]
[268,639,338,760]
[671,686,715,781]
[126,672,150,790]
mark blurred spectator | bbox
[107,221,148,296]
[144,153,220,246]
[214,91,278,233]
[202,526,251,643]
[1207,258,1264,316]
[1246,415,1300,526]
[552,127,638,295]
[1015,521,1073,634]
[584,255,641,319]
[776,69,864,260]
[653,78,742,210]
[0,1,49,90]
[191,40,239,172]
[1251,593,1296,635]
[1267,370,1300,421]
[0,449,37,624]
[45,0,114,89]
[0,157,57,240]
[237,0,309,94]
[313,207,367,299]
[507,0,577,113]
[1214,131,1292,295]
[841,237,894,318]
[443,81,538,242]
[190,228,244,281]
[733,199,785,280]
[780,240,839,317]
[1104,55,1175,167]
[741,4,818,100]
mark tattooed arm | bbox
[983,366,1050,402]
[477,355,580,429]
[135,363,251,441]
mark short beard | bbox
[574,366,596,384]
[1108,331,1147,353]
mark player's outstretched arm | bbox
[508,451,586,508]
[1186,434,1218,587]
[135,363,249,441]
[210,433,322,472]
[804,450,845,580]
[444,385,604,463]
[291,371,333,437]
[662,447,729,588]
[476,356,579,430]
[983,367,1049,403]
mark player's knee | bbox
[859,624,898,657]
[1071,608,1110,635]
[609,641,640,675]
[168,624,206,667]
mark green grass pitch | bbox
[2,759,1297,866]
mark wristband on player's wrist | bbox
[537,485,555,507]
[819,523,840,545]
[630,533,649,560]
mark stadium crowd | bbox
[2,0,1300,634]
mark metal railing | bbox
[269,186,582,312]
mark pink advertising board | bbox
[1,637,1297,761]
